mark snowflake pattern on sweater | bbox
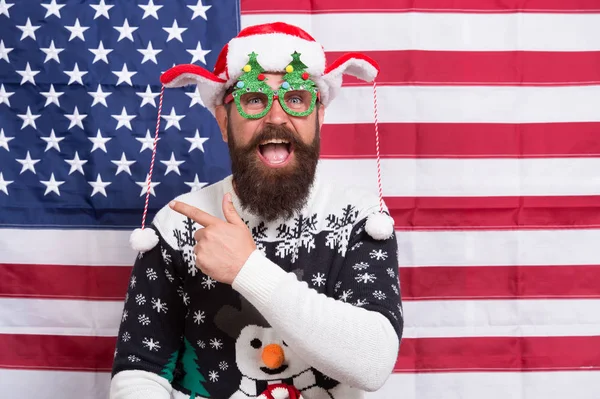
[112,176,403,399]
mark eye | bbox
[282,341,288,347]
[250,338,262,349]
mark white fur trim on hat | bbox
[226,33,326,81]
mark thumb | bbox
[222,193,245,226]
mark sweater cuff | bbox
[232,249,288,309]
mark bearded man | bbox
[110,22,403,399]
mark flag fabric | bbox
[2,0,600,398]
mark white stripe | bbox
[395,229,600,267]
[241,13,600,51]
[0,298,122,336]
[0,370,111,399]
[366,371,600,399]
[3,369,600,399]
[5,296,600,339]
[324,85,600,124]
[404,299,600,338]
[3,227,600,269]
[0,228,135,266]
[318,158,600,196]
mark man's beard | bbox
[227,121,320,222]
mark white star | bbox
[65,106,87,130]
[136,174,160,196]
[113,64,137,86]
[16,151,41,174]
[16,62,40,85]
[64,63,87,85]
[186,89,205,108]
[112,107,136,130]
[89,41,113,64]
[111,153,135,176]
[161,107,185,130]
[187,41,211,65]
[161,152,185,175]
[0,84,14,106]
[89,174,111,197]
[41,84,64,107]
[65,19,89,41]
[65,151,87,175]
[42,0,65,18]
[17,18,41,41]
[89,129,111,153]
[185,129,209,152]
[41,129,65,152]
[114,19,138,42]
[41,40,64,63]
[139,0,162,19]
[0,40,13,62]
[88,84,111,107]
[136,129,159,153]
[185,174,208,192]
[17,106,41,130]
[0,172,13,195]
[137,85,160,107]
[0,0,14,18]
[40,173,65,196]
[188,0,211,20]
[90,0,113,19]
[138,42,161,64]
[0,128,14,151]
[163,20,187,42]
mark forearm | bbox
[232,250,399,391]
[110,370,172,399]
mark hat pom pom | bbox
[365,212,395,240]
[130,227,159,252]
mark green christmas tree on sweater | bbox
[160,350,179,382]
[180,338,210,398]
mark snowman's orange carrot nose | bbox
[262,343,285,369]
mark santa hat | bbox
[130,22,395,252]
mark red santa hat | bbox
[159,22,380,116]
[130,21,395,252]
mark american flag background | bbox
[1,0,600,398]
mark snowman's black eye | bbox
[250,338,262,349]
[282,341,288,347]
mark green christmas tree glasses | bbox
[224,51,320,119]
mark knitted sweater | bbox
[110,172,403,399]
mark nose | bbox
[262,343,285,369]
[264,95,288,124]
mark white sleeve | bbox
[110,370,172,399]
[232,250,400,392]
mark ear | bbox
[215,104,229,143]
[317,103,325,129]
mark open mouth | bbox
[260,364,289,375]
[257,139,293,168]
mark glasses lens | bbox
[238,92,270,116]
[281,90,315,114]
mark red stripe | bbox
[386,196,600,230]
[326,51,600,86]
[241,0,600,13]
[2,334,598,372]
[0,334,115,372]
[0,263,130,301]
[395,336,600,372]
[320,122,600,159]
[400,265,600,301]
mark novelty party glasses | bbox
[223,51,320,119]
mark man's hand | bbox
[169,193,257,285]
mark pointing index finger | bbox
[169,200,223,227]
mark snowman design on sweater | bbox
[111,174,403,398]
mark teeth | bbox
[260,139,289,145]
